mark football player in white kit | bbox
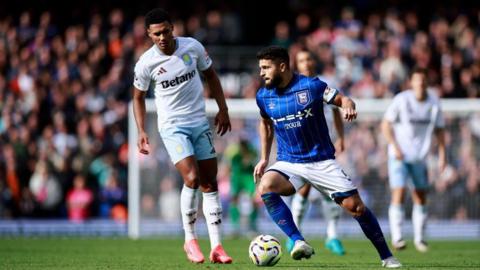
[286,49,347,256]
[132,8,232,264]
[381,67,446,253]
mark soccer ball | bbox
[249,234,282,266]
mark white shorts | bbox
[267,159,357,200]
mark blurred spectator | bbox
[205,10,224,45]
[158,175,180,222]
[379,38,407,94]
[271,21,293,48]
[224,139,259,235]
[29,161,62,217]
[99,172,126,218]
[293,13,312,40]
[0,3,478,222]
[186,15,207,43]
[66,174,93,222]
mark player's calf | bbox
[338,194,366,217]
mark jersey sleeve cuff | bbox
[323,86,339,104]
[326,90,338,104]
[198,61,212,71]
[133,83,149,91]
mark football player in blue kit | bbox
[253,46,401,268]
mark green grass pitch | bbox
[1,238,479,269]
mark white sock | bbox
[180,185,199,242]
[291,193,308,228]
[322,199,340,239]
[388,204,404,243]
[412,204,427,243]
[203,191,223,249]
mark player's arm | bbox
[332,107,345,152]
[132,88,150,155]
[330,93,357,122]
[253,117,274,183]
[435,127,446,172]
[381,119,403,160]
[381,99,403,160]
[202,67,231,136]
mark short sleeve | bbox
[384,96,401,122]
[255,92,269,119]
[311,78,338,104]
[191,38,212,71]
[133,60,150,91]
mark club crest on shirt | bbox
[182,53,193,66]
[296,90,311,105]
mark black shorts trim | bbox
[331,189,358,199]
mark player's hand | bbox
[393,146,403,160]
[253,159,269,184]
[137,131,150,155]
[438,156,447,173]
[214,109,231,136]
[343,107,357,122]
[335,138,345,153]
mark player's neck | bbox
[157,38,177,55]
[279,72,294,89]
[414,89,427,101]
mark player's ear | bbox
[279,62,287,72]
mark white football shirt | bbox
[133,37,212,129]
[384,89,445,161]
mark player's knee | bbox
[342,198,366,217]
[257,179,275,195]
[352,203,366,217]
[346,202,365,217]
[183,171,200,188]
[390,188,406,204]
[199,180,218,193]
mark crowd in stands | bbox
[0,3,479,221]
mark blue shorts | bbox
[159,120,216,164]
[388,158,429,190]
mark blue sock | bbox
[261,192,304,242]
[354,208,392,260]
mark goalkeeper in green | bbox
[225,139,259,235]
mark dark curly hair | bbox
[145,8,171,28]
[256,46,290,67]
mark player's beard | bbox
[265,73,282,89]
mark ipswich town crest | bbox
[296,90,310,105]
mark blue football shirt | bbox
[256,73,339,163]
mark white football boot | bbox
[290,240,314,260]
